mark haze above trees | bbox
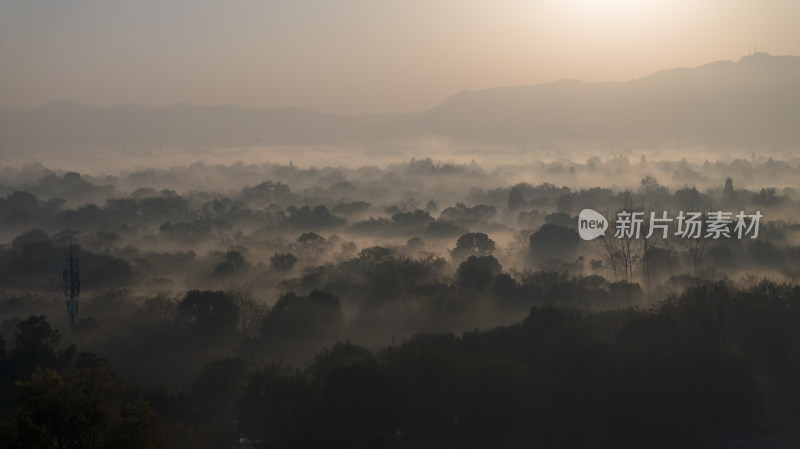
[2,54,798,151]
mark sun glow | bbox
[561,0,670,21]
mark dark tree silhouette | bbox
[175,290,240,344]
[262,290,343,337]
[529,223,579,264]
[270,252,298,271]
[451,232,496,261]
[457,255,502,292]
[507,187,524,211]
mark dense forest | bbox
[1,155,799,448]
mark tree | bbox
[528,224,579,265]
[190,358,249,448]
[239,180,290,205]
[451,232,496,261]
[294,232,331,259]
[214,250,246,276]
[456,256,502,292]
[313,343,398,441]
[544,212,572,228]
[722,177,736,205]
[754,187,787,206]
[3,191,44,224]
[237,364,317,446]
[141,292,178,323]
[11,229,52,251]
[391,210,434,229]
[286,205,345,229]
[175,290,240,343]
[556,194,573,214]
[270,253,297,271]
[507,187,524,211]
[358,245,393,263]
[12,316,60,363]
[596,229,621,280]
[9,316,73,379]
[439,203,497,225]
[262,291,343,337]
[4,366,164,449]
[405,237,425,253]
[230,290,268,337]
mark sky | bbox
[1,0,798,115]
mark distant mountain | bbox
[418,53,800,148]
[1,53,798,151]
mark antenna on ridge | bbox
[63,236,81,329]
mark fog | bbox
[2,143,800,445]
[3,149,799,338]
[4,1,799,114]
[2,43,800,449]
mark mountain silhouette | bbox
[1,53,797,151]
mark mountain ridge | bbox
[1,53,798,150]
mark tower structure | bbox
[62,238,80,328]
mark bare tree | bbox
[686,230,710,275]
[639,206,660,294]
[597,234,620,281]
[612,199,641,283]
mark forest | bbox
[1,154,799,448]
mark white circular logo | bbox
[578,209,608,240]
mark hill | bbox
[1,53,797,151]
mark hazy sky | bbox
[1,0,798,115]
